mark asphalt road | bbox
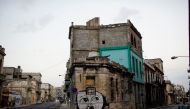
[12,102,68,109]
[150,105,189,109]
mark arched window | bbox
[131,34,133,45]
[134,37,136,48]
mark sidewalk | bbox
[0,101,43,109]
[148,104,178,109]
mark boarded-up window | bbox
[86,76,95,86]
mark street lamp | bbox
[171,56,190,72]
[171,55,190,104]
[171,56,189,60]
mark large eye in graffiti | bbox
[83,98,89,102]
[91,96,100,103]
[95,97,99,100]
[79,97,89,103]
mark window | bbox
[139,62,142,78]
[80,74,81,82]
[136,59,138,77]
[138,40,140,50]
[111,89,114,102]
[102,40,105,44]
[116,79,118,93]
[110,77,114,87]
[132,56,135,73]
[131,34,133,45]
[121,92,124,101]
[86,76,95,86]
[134,38,136,48]
[110,77,115,102]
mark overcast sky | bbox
[0,0,188,89]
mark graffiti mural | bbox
[77,88,104,109]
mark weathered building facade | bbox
[1,75,39,106]
[67,17,145,109]
[1,67,42,107]
[165,80,175,105]
[1,66,23,107]
[174,84,186,104]
[55,87,65,100]
[22,73,42,103]
[68,56,134,109]
[144,59,165,108]
[41,83,54,102]
[3,66,22,81]
[0,45,6,107]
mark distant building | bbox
[1,74,39,106]
[1,68,42,107]
[41,83,54,102]
[3,66,22,81]
[165,80,175,105]
[144,59,165,108]
[55,87,65,99]
[173,84,186,104]
[67,17,145,109]
[0,45,6,107]
[22,73,42,103]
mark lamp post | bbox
[171,56,190,104]
[171,56,189,60]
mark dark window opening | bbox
[132,56,135,73]
[136,59,138,77]
[121,92,124,101]
[110,77,114,87]
[131,34,133,45]
[116,79,118,94]
[134,38,136,48]
[111,90,114,102]
[80,74,81,82]
[102,40,105,44]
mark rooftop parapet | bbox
[72,56,132,77]
[86,17,100,29]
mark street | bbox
[11,104,185,109]
[150,104,190,109]
[11,102,68,109]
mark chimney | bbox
[86,17,100,29]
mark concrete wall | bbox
[99,26,129,48]
[71,29,99,62]
[70,18,142,63]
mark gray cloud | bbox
[18,0,37,11]
[15,14,54,33]
[39,14,54,27]
[115,7,140,22]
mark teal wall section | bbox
[99,46,144,83]
[130,50,144,83]
[99,46,130,69]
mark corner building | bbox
[68,17,145,109]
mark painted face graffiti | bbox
[77,91,104,109]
